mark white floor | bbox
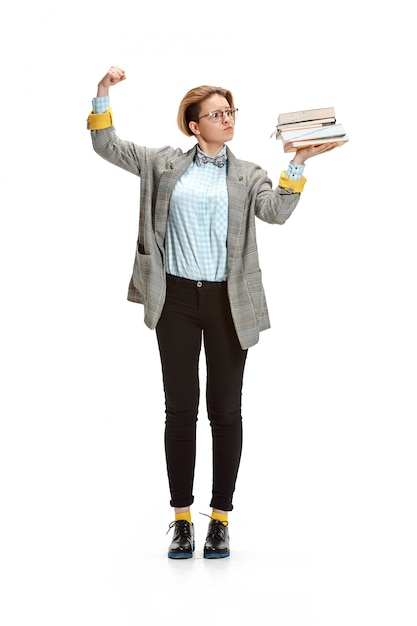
[2,372,416,626]
[3,496,416,625]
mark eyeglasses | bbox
[197,108,238,123]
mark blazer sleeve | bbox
[250,165,304,225]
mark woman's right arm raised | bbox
[97,66,126,97]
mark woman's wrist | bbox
[97,82,109,98]
[292,153,305,165]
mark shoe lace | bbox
[199,512,228,538]
[166,519,191,536]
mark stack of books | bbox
[272,107,349,153]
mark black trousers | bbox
[156,274,248,511]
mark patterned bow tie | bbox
[195,151,227,168]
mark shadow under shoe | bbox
[167,520,195,559]
[203,519,230,559]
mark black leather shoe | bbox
[203,519,230,558]
[167,520,195,559]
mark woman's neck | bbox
[197,139,225,156]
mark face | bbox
[189,94,235,152]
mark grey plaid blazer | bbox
[91,127,301,349]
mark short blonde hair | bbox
[177,85,235,137]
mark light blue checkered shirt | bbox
[91,96,305,281]
[92,96,111,113]
[166,150,228,281]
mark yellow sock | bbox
[211,511,228,524]
[175,511,192,524]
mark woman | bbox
[87,66,337,559]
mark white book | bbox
[283,136,349,152]
[280,123,347,142]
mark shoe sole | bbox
[168,552,194,559]
[204,551,230,559]
[168,542,195,559]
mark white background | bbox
[1,1,416,624]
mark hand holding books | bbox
[291,141,340,164]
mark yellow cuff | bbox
[87,107,113,130]
[278,172,306,193]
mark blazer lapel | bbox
[154,148,195,252]
[225,149,247,266]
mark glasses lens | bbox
[207,109,238,122]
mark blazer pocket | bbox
[132,249,153,300]
[244,269,266,321]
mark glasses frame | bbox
[197,108,238,123]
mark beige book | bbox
[278,107,336,125]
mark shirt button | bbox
[197,281,203,288]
